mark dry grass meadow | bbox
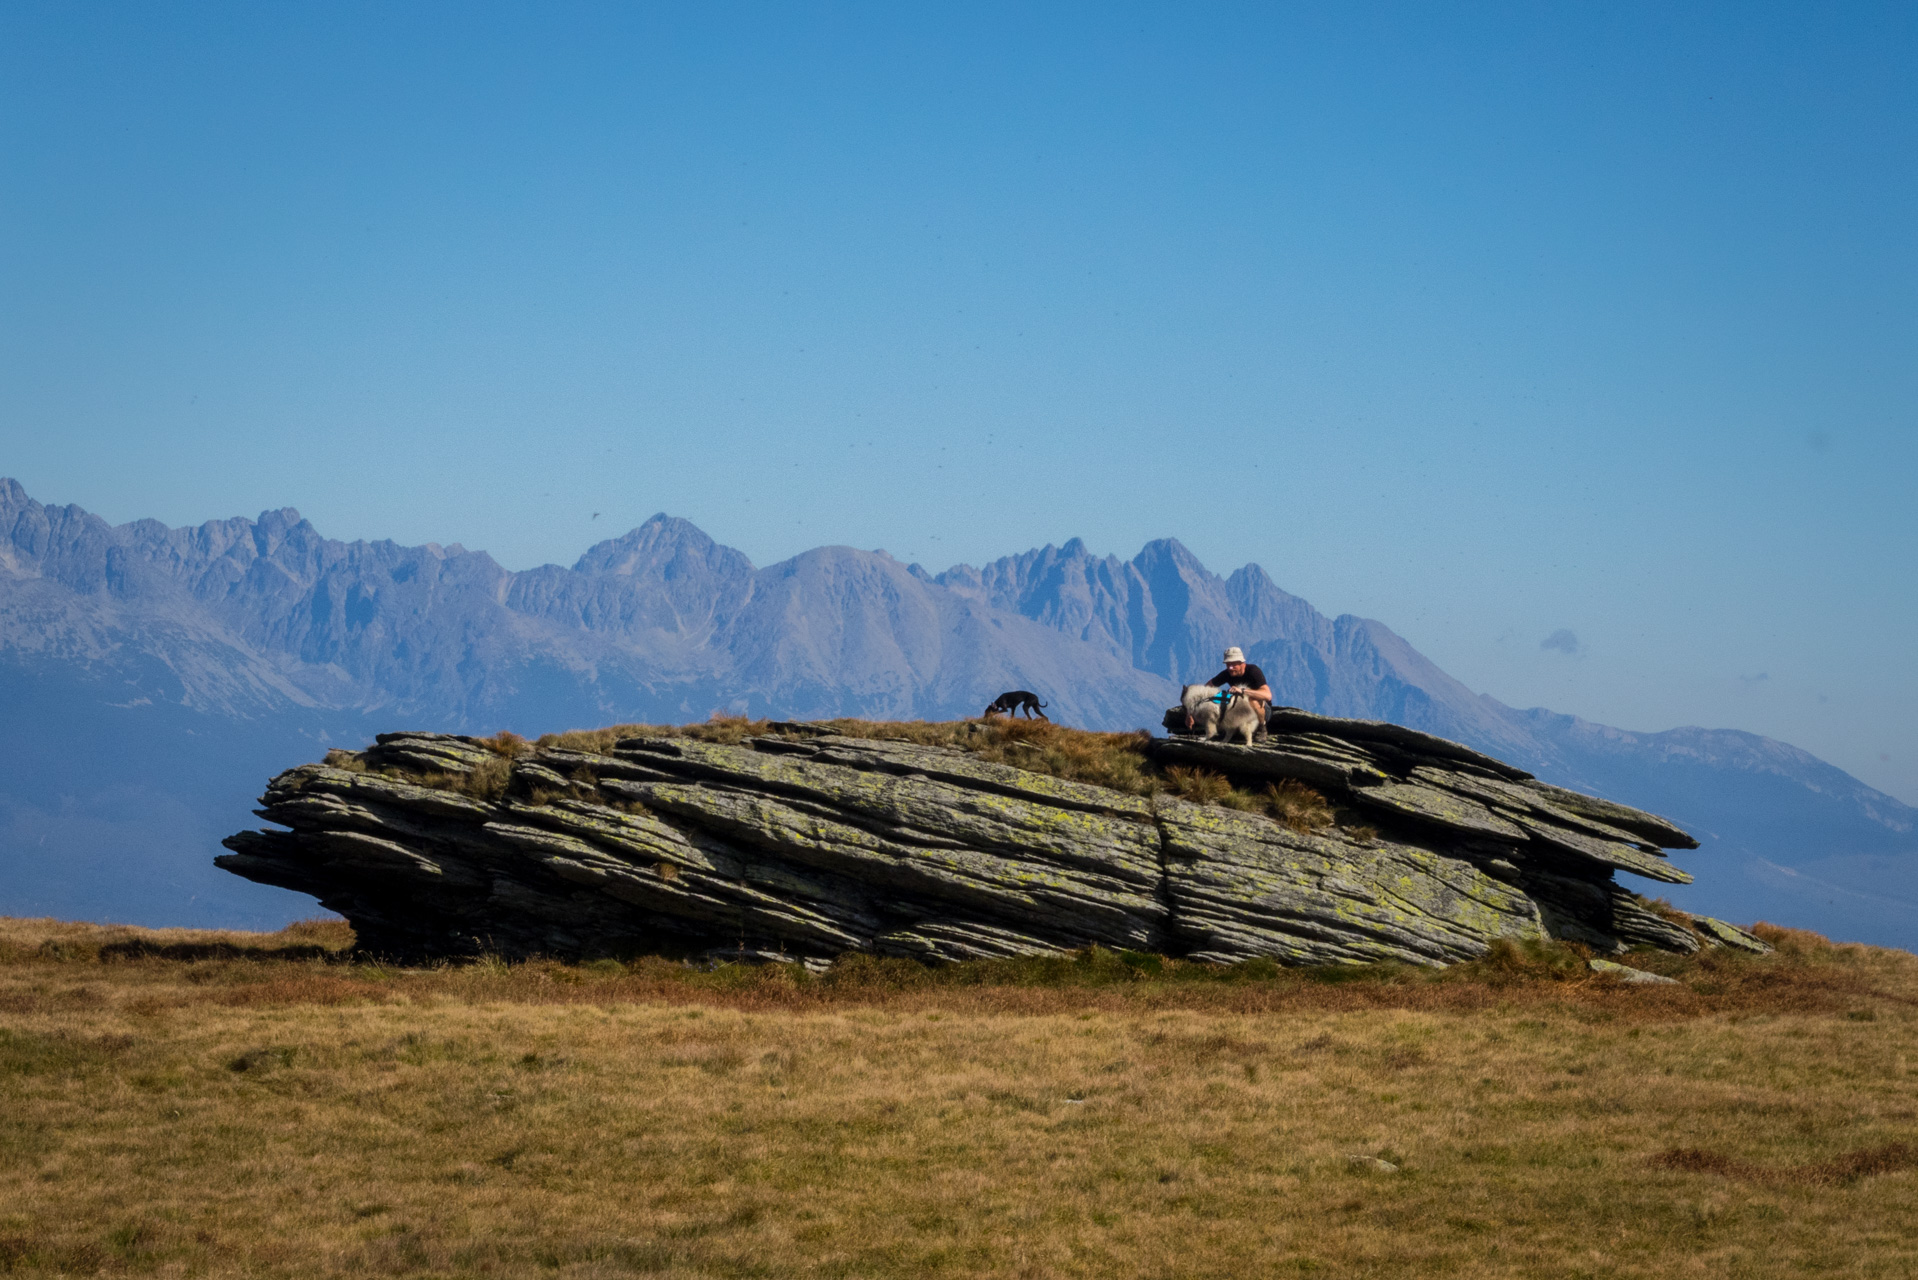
[2,916,1916,1278]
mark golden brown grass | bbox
[1162,768,1336,832]
[536,715,1159,795]
[324,732,532,802]
[2,917,1916,1277]
[537,715,781,755]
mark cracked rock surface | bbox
[219,721,1768,965]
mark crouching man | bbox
[1211,647,1273,721]
[1164,646,1276,739]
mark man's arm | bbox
[1229,667,1273,707]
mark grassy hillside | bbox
[2,918,1915,1277]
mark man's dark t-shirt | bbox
[1209,664,1269,692]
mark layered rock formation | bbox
[219,718,1769,967]
[1153,710,1715,956]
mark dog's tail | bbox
[1037,698,1048,708]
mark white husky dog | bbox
[1180,685,1264,745]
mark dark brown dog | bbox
[983,691,1049,720]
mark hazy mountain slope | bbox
[1510,713,1918,947]
[0,656,371,928]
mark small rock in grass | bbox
[1348,1156,1399,1173]
[1694,917,1773,954]
[1589,957,1680,985]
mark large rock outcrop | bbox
[218,718,1768,966]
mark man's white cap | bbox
[1222,646,1245,664]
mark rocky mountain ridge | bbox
[3,477,1913,945]
[0,478,1169,727]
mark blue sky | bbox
[3,2,1914,801]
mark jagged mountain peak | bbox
[570,513,750,577]
[931,531,1330,682]
[1131,536,1206,573]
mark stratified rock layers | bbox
[218,719,1755,965]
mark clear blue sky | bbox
[3,2,1914,801]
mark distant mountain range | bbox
[3,477,1912,948]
